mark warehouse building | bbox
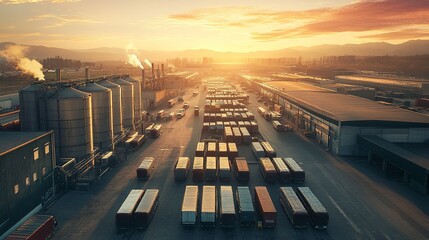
[240,76,429,193]
[0,131,56,237]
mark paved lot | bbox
[44,78,429,240]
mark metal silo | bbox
[112,77,134,129]
[19,83,46,131]
[98,79,123,135]
[123,76,142,123]
[46,86,94,160]
[78,82,114,150]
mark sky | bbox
[0,0,429,52]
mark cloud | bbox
[1,0,80,4]
[28,14,103,28]
[252,0,429,41]
[168,1,429,42]
[359,29,429,40]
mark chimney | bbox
[141,69,145,90]
[85,67,90,80]
[56,68,62,82]
[161,64,164,77]
[151,63,155,79]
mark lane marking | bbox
[327,195,362,234]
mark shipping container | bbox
[195,142,205,157]
[240,113,248,121]
[203,113,210,121]
[244,121,252,132]
[272,121,284,132]
[201,186,216,228]
[230,121,237,127]
[181,186,199,227]
[236,187,255,227]
[246,112,255,120]
[234,158,250,183]
[216,121,224,132]
[280,187,308,228]
[232,127,242,144]
[219,186,236,228]
[272,157,291,182]
[239,127,251,145]
[219,157,231,182]
[175,157,190,181]
[250,121,259,134]
[261,142,276,158]
[192,157,204,182]
[218,142,228,157]
[209,122,216,132]
[227,143,238,161]
[296,187,329,229]
[134,189,159,229]
[205,157,217,181]
[254,186,277,228]
[116,189,144,230]
[202,122,209,133]
[224,127,234,143]
[283,158,305,183]
[251,142,265,159]
[259,158,277,183]
[206,142,217,157]
[6,215,56,240]
[137,157,155,180]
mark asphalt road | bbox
[44,78,429,240]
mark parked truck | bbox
[6,215,57,240]
[201,186,216,228]
[219,186,236,228]
[254,186,277,228]
[192,157,204,182]
[219,157,231,182]
[116,189,144,230]
[137,157,155,180]
[181,186,199,227]
[280,187,308,228]
[134,189,159,229]
[205,157,217,181]
[174,157,190,181]
[259,157,277,183]
[236,187,255,227]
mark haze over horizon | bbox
[1,0,429,52]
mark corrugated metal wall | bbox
[0,132,55,236]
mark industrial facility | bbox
[0,131,55,237]
[238,75,429,194]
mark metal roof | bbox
[0,131,52,156]
[265,81,429,125]
[358,135,429,171]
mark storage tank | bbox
[46,86,94,160]
[123,76,142,123]
[19,83,46,131]
[98,79,123,135]
[112,77,134,129]
[78,82,114,150]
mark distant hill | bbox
[1,40,429,62]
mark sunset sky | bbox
[0,0,428,52]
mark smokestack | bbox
[56,68,62,82]
[85,67,90,80]
[161,64,164,77]
[141,69,145,90]
[151,63,155,78]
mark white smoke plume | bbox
[168,63,176,71]
[125,42,143,69]
[143,58,152,68]
[0,45,45,81]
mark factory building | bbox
[240,76,429,194]
[0,131,56,237]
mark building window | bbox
[42,167,46,176]
[33,148,39,161]
[14,184,19,194]
[44,142,50,154]
[33,173,37,182]
[26,177,30,186]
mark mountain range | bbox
[1,40,429,62]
